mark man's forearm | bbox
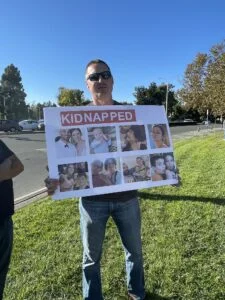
[0,155,24,181]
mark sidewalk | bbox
[172,126,223,141]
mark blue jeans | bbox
[79,197,145,300]
[0,216,13,300]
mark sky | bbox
[0,0,225,105]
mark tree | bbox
[57,87,90,106]
[178,40,225,118]
[0,64,27,119]
[178,54,208,114]
[204,42,225,117]
[133,82,178,116]
[119,101,133,105]
[0,85,4,119]
[27,101,57,120]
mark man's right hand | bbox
[44,177,59,195]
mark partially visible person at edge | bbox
[0,140,24,300]
[45,59,145,300]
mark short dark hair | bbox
[85,59,111,72]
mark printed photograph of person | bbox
[58,164,76,192]
[58,162,89,192]
[120,125,147,152]
[55,128,77,158]
[91,159,112,187]
[69,128,86,156]
[76,161,88,173]
[163,152,178,180]
[74,173,90,190]
[122,155,151,183]
[88,126,117,154]
[91,158,122,188]
[104,157,122,185]
[148,124,170,149]
[150,154,167,181]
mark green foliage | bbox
[4,132,225,299]
[57,87,90,106]
[119,100,133,105]
[133,82,178,116]
[27,101,57,120]
[178,40,225,117]
[0,64,27,120]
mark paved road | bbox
[0,132,48,199]
[0,124,222,199]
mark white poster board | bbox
[44,105,178,200]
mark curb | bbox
[15,187,48,210]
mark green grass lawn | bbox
[4,132,225,300]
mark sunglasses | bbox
[87,70,112,81]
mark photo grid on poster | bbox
[44,106,178,199]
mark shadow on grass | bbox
[145,291,174,299]
[139,191,225,206]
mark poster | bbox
[44,105,178,200]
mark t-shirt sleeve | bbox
[0,140,14,163]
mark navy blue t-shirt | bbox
[0,140,14,219]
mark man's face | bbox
[60,129,70,142]
[136,158,143,166]
[86,63,113,101]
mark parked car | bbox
[19,120,38,131]
[37,120,45,130]
[0,119,21,132]
[183,119,195,122]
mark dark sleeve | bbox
[0,140,14,163]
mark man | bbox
[0,139,24,299]
[55,128,77,158]
[46,59,145,300]
[81,59,145,300]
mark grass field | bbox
[4,131,225,300]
